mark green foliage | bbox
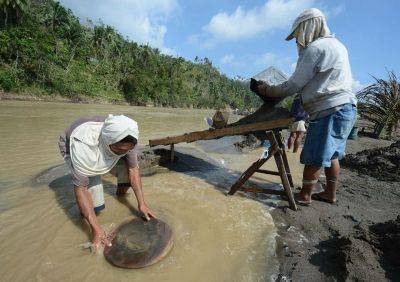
[0,0,29,27]
[357,71,400,138]
[0,0,260,110]
[0,64,20,91]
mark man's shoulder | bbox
[312,36,346,48]
[308,37,347,56]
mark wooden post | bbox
[271,133,297,210]
[275,131,294,188]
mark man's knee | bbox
[116,184,130,196]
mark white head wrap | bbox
[286,8,331,47]
[70,115,139,176]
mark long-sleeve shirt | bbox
[267,36,357,118]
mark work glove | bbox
[250,78,282,105]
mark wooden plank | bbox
[149,118,293,147]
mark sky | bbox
[59,0,400,91]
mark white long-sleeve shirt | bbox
[268,36,357,116]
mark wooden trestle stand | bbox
[227,130,297,210]
[148,117,297,210]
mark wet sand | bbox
[271,137,400,281]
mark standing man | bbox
[258,8,357,205]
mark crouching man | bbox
[58,114,155,247]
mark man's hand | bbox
[92,226,112,248]
[138,203,156,221]
[287,131,304,153]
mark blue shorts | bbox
[300,104,357,168]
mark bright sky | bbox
[60,0,400,91]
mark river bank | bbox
[0,91,246,111]
[271,137,400,281]
[0,91,128,105]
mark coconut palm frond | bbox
[357,71,400,138]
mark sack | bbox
[212,110,230,129]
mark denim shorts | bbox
[300,103,357,167]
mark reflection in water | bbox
[0,101,303,281]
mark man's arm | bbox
[128,167,156,220]
[260,46,321,99]
[74,186,111,247]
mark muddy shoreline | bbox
[133,136,400,281]
[0,91,129,105]
[271,138,400,281]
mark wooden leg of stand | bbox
[274,151,297,210]
[281,149,294,188]
[271,132,297,210]
[275,131,294,188]
[228,158,268,195]
[228,146,277,195]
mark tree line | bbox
[0,0,261,110]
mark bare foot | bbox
[312,191,336,204]
[294,192,312,206]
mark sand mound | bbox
[342,140,400,181]
[335,216,400,281]
[233,134,261,152]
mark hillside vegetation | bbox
[0,0,260,109]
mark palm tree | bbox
[357,71,400,138]
[0,0,29,27]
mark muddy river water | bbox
[0,101,303,282]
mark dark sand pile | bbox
[329,216,400,281]
[233,134,261,152]
[270,137,400,281]
[368,216,400,279]
[272,168,400,281]
[342,140,400,181]
[137,148,173,176]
